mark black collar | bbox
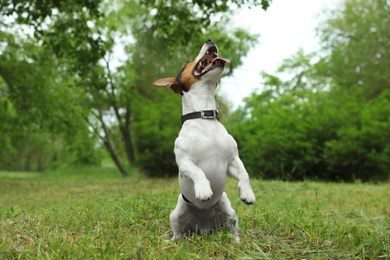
[181,110,219,124]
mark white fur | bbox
[169,41,256,241]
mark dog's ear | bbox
[153,77,181,94]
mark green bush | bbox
[227,90,390,181]
[132,92,180,177]
[323,90,390,181]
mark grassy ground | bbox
[0,168,389,259]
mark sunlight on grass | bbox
[0,171,40,179]
[0,168,389,259]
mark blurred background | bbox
[1,0,389,182]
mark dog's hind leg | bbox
[169,194,187,240]
[228,156,256,205]
[217,192,240,242]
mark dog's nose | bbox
[205,39,215,44]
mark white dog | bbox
[153,39,256,241]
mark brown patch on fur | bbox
[153,60,199,94]
[178,60,199,92]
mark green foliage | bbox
[6,0,388,182]
[231,88,390,181]
[0,0,267,174]
[323,90,390,181]
[112,0,260,176]
[0,29,101,171]
[132,92,181,177]
[0,170,389,258]
[317,0,390,99]
[226,0,390,182]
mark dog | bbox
[153,39,256,241]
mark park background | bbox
[1,0,389,182]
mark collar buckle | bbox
[201,110,218,119]
[181,110,219,124]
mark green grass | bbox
[0,168,389,259]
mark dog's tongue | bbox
[213,57,230,64]
[201,57,230,74]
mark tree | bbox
[1,0,272,175]
[114,0,262,176]
[226,0,390,181]
[317,0,390,99]
[0,30,101,171]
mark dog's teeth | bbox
[206,51,209,54]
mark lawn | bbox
[0,168,389,259]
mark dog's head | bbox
[153,39,230,94]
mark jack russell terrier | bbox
[153,39,256,241]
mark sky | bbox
[220,0,338,107]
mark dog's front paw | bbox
[194,180,213,201]
[239,182,256,204]
[240,189,256,204]
[238,181,256,205]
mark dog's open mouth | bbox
[193,46,230,77]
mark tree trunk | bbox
[121,127,136,165]
[102,137,129,177]
[121,105,136,165]
[89,109,130,177]
[104,61,136,169]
